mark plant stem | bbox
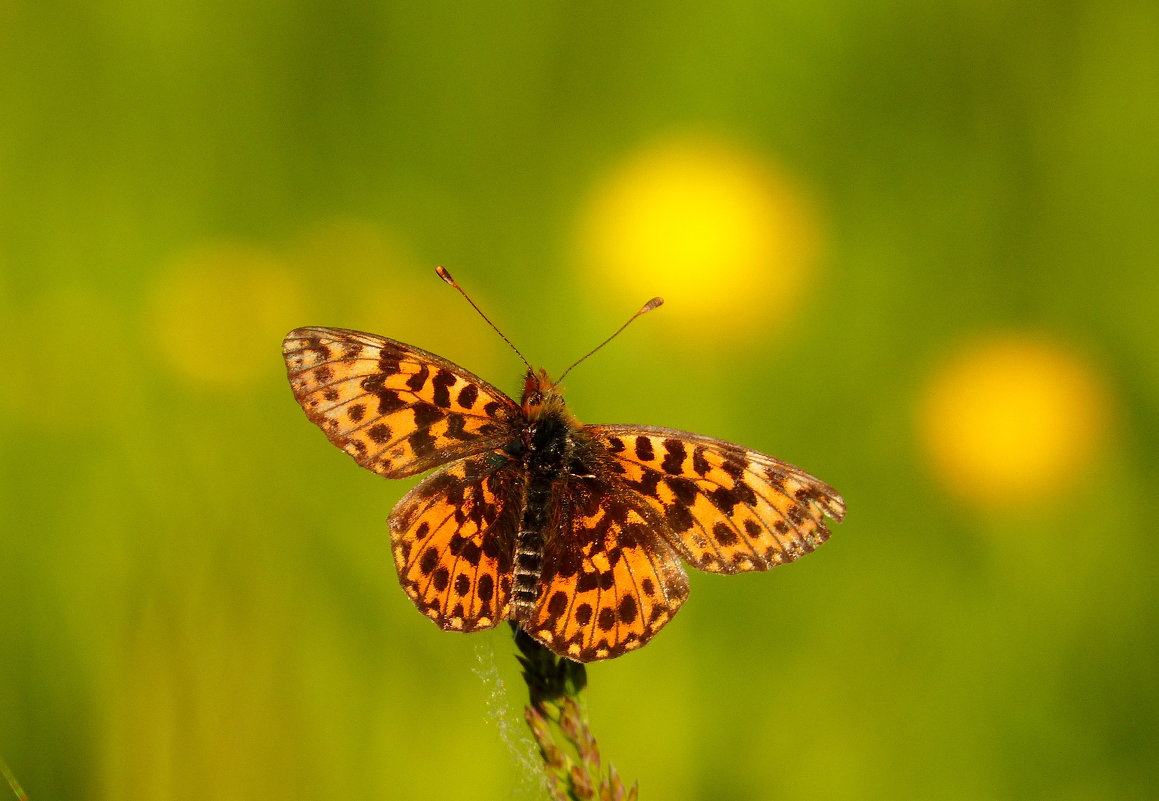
[511,623,638,801]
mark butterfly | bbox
[282,268,844,662]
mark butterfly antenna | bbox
[557,296,664,383]
[436,266,532,372]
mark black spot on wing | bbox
[660,439,686,474]
[692,446,710,476]
[431,369,456,408]
[457,383,479,409]
[411,402,444,428]
[477,574,495,603]
[406,363,429,392]
[634,436,654,461]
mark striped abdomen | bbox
[510,409,574,619]
[511,475,552,618]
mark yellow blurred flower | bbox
[918,336,1114,508]
[575,134,823,340]
[148,243,302,387]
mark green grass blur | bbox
[2,3,1157,800]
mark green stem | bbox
[511,623,638,801]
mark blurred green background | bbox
[2,2,1157,799]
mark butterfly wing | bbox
[523,475,689,662]
[283,327,520,477]
[587,425,845,574]
[389,454,522,632]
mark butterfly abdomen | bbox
[511,409,575,619]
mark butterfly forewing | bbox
[283,327,520,478]
[389,455,522,632]
[588,425,846,574]
[526,477,689,662]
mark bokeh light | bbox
[918,335,1114,508]
[575,134,823,339]
[147,244,303,388]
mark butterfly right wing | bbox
[587,425,845,575]
[283,327,521,478]
[389,454,523,632]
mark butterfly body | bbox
[284,326,844,662]
[510,370,579,617]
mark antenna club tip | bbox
[642,296,665,313]
[435,265,457,285]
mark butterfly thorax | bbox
[510,368,586,618]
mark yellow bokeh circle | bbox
[576,135,823,336]
[148,243,302,387]
[918,336,1113,508]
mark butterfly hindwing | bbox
[389,455,522,632]
[587,425,846,575]
[524,476,690,662]
[283,327,520,478]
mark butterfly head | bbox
[521,368,568,418]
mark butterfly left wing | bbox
[587,425,845,574]
[283,327,520,478]
[523,475,690,662]
[389,454,522,632]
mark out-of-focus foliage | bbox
[2,3,1156,800]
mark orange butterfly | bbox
[282,268,844,662]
